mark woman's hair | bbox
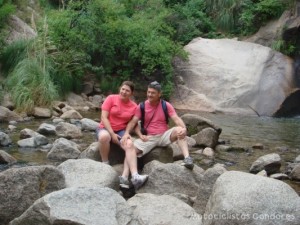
[120,80,135,92]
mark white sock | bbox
[102,160,110,165]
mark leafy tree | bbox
[46,0,186,98]
[239,0,289,34]
[167,0,217,44]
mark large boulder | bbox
[9,187,132,225]
[57,159,119,190]
[193,164,227,215]
[0,165,65,225]
[139,160,204,197]
[128,193,202,225]
[203,171,300,225]
[172,38,296,116]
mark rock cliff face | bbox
[172,38,297,116]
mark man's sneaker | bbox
[131,174,148,190]
[119,176,131,189]
[182,156,194,170]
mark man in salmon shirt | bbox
[121,81,194,189]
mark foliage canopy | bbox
[0,0,297,111]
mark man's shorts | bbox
[134,127,175,157]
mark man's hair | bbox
[120,81,135,92]
[148,81,161,92]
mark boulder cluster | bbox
[0,101,299,225]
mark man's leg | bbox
[170,127,194,169]
[121,139,148,190]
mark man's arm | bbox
[171,114,186,129]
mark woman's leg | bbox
[98,129,112,163]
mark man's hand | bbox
[177,127,187,139]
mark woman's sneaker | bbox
[182,156,194,170]
[119,176,131,189]
[131,174,149,190]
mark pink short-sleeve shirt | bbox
[135,100,176,135]
[99,95,137,131]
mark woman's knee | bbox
[98,132,111,143]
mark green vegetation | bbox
[0,0,297,112]
[0,0,15,28]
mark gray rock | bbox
[203,171,300,225]
[0,106,23,122]
[9,187,132,225]
[0,165,65,225]
[295,155,300,163]
[0,150,17,164]
[270,173,289,180]
[19,128,39,139]
[56,122,83,139]
[79,141,100,160]
[37,123,57,135]
[290,164,300,181]
[57,159,119,190]
[79,142,125,165]
[193,164,227,215]
[250,153,281,175]
[17,134,48,148]
[60,109,83,119]
[81,118,99,131]
[139,160,203,197]
[66,92,86,107]
[142,146,174,165]
[181,114,222,135]
[128,193,202,225]
[0,131,12,146]
[33,107,52,118]
[47,138,81,161]
[171,38,296,116]
[191,127,219,148]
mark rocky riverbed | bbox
[0,100,300,225]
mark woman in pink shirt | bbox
[96,81,148,190]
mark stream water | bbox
[0,111,299,193]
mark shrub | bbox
[0,0,16,28]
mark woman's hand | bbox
[120,133,131,146]
[111,133,120,144]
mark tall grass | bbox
[0,39,30,76]
[3,17,60,112]
[6,58,58,112]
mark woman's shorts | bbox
[95,127,125,142]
